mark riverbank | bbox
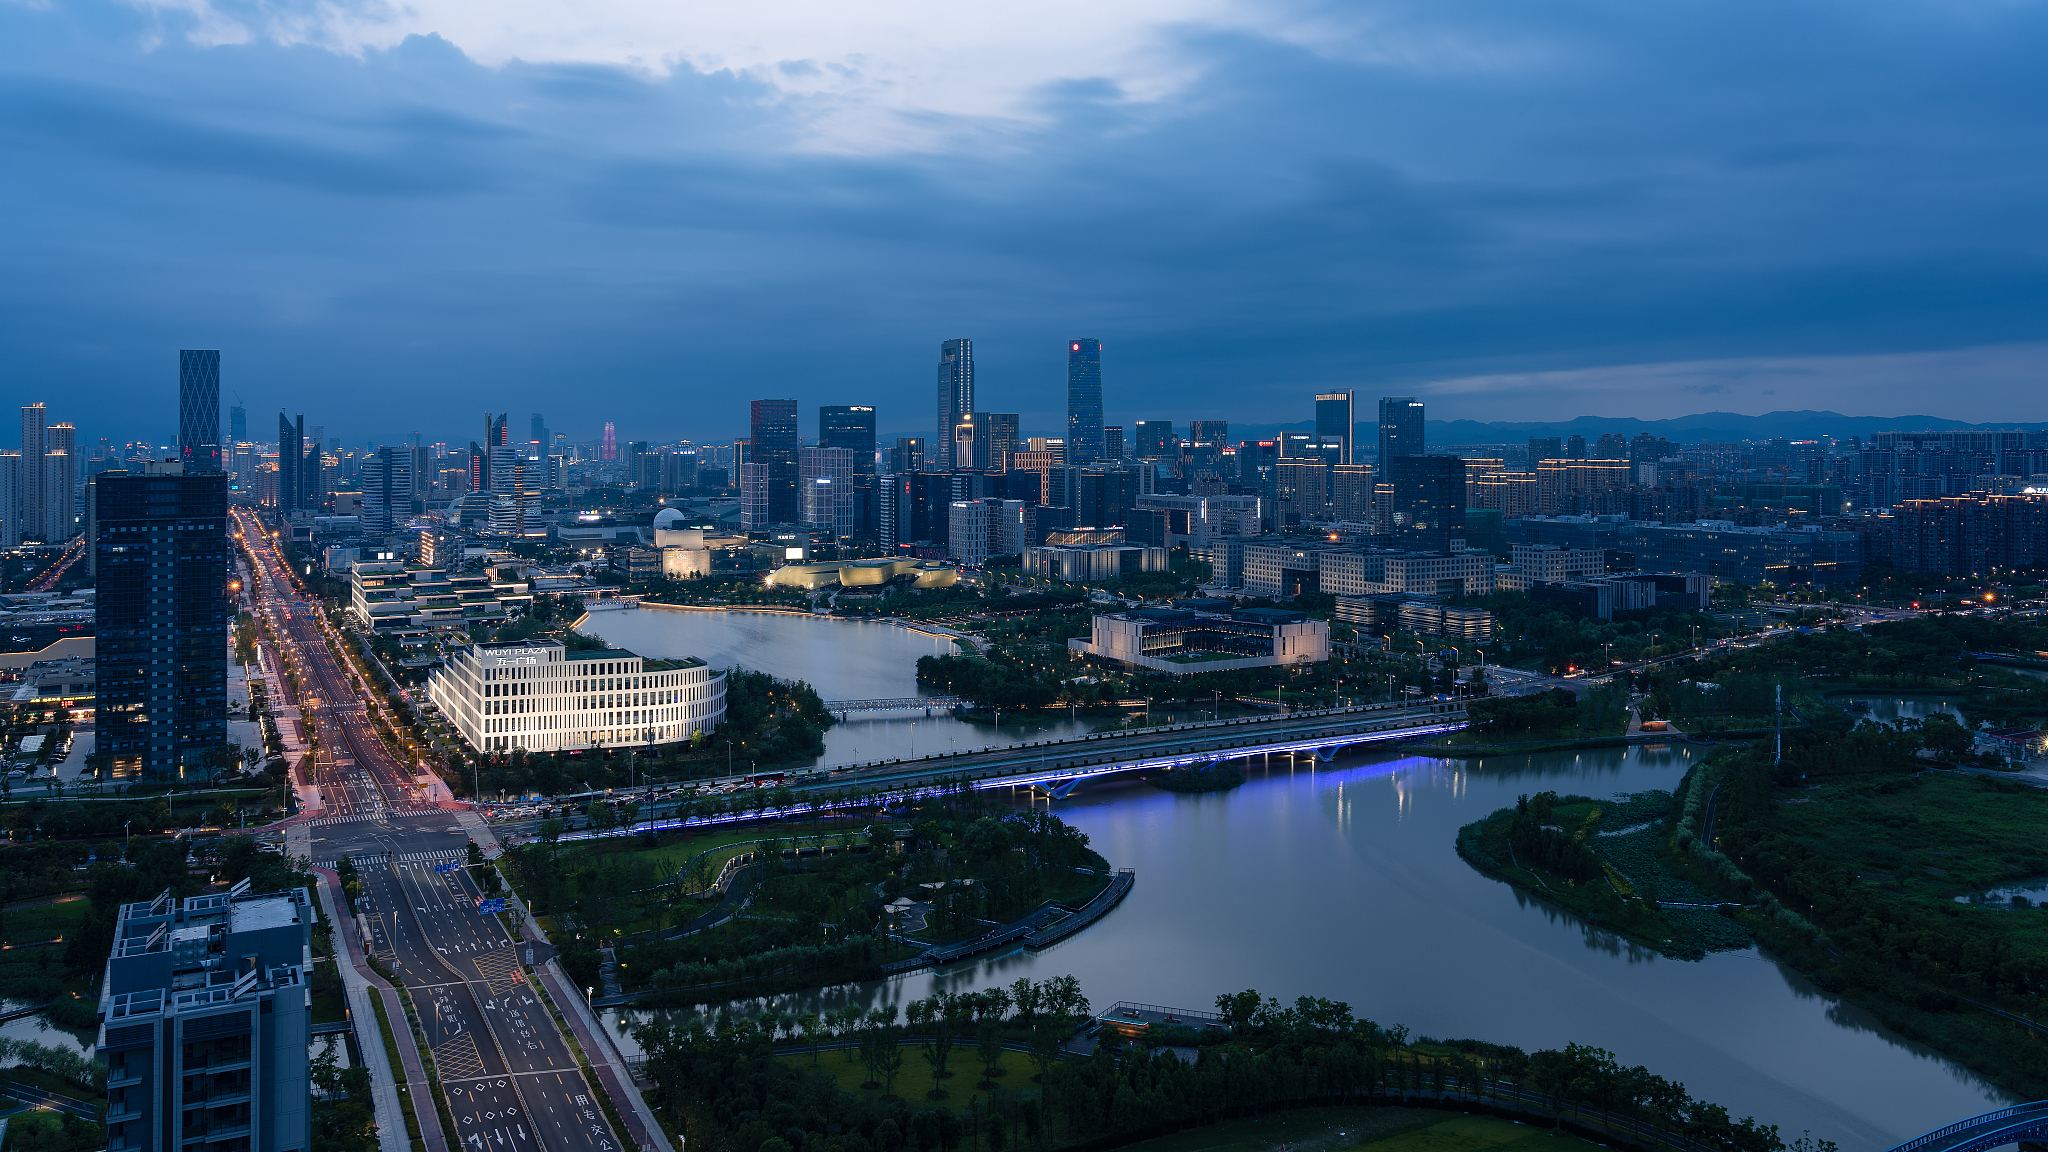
[1455,786,1752,962]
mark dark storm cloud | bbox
[2,0,2046,444]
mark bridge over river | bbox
[1881,1101,2048,1152]
[793,699,1467,797]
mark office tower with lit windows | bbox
[1316,391,1355,464]
[937,339,974,471]
[361,446,415,532]
[1377,397,1424,465]
[602,422,618,461]
[530,413,548,449]
[889,437,926,475]
[972,413,1020,471]
[800,446,856,539]
[1102,426,1123,461]
[1067,338,1103,466]
[1133,421,1175,459]
[1190,420,1228,447]
[1387,455,1465,552]
[750,399,799,524]
[178,350,222,474]
[94,459,229,778]
[819,406,878,478]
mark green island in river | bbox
[1460,611,2048,1099]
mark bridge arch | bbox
[1882,1101,2048,1152]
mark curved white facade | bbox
[429,639,725,754]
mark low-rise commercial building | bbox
[98,883,313,1152]
[348,561,531,630]
[1317,549,1495,598]
[10,654,94,706]
[1334,595,1493,640]
[1071,606,1329,674]
[427,638,726,754]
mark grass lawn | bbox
[1113,1106,1444,1152]
[1351,1116,1610,1152]
[779,1045,1040,1108]
[0,899,88,947]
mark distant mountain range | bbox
[1223,410,2048,446]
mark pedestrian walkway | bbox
[312,867,450,1152]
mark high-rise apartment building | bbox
[46,422,77,541]
[1386,455,1465,552]
[750,399,799,524]
[94,461,229,778]
[1066,338,1103,466]
[99,882,313,1152]
[178,350,222,474]
[819,406,878,478]
[1377,397,1424,464]
[800,446,856,539]
[1133,421,1175,459]
[1316,392,1355,464]
[1528,437,1562,461]
[20,404,46,543]
[937,339,974,471]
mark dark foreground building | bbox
[93,461,230,778]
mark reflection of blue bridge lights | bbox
[553,720,1466,843]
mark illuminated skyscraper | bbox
[602,421,617,461]
[936,339,974,471]
[1066,338,1103,466]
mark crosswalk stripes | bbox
[397,850,466,863]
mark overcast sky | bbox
[4,0,2046,445]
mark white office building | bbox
[427,639,727,753]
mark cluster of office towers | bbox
[730,339,1465,561]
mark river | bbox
[581,608,2011,1150]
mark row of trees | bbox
[1505,792,1604,883]
[637,978,1806,1152]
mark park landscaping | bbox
[500,784,1115,1002]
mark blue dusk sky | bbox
[3,0,2047,445]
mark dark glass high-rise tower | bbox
[751,399,800,523]
[277,413,303,512]
[1315,391,1354,464]
[819,406,878,478]
[178,350,222,474]
[229,404,246,443]
[94,461,229,778]
[1066,338,1103,466]
[1387,454,1464,552]
[1377,396,1424,465]
[936,339,974,471]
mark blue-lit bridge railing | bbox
[1877,1101,2048,1152]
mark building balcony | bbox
[106,1105,144,1123]
[180,1122,251,1144]
[107,1072,144,1088]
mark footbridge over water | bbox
[795,699,1467,798]
[1882,1102,2048,1152]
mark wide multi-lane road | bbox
[233,509,625,1152]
